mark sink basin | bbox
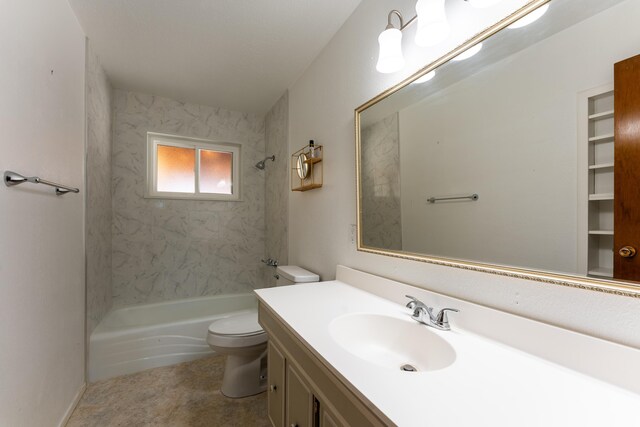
[329,313,456,372]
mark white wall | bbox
[288,0,640,349]
[0,0,86,425]
[399,1,640,275]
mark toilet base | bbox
[220,348,268,398]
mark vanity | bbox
[256,266,640,427]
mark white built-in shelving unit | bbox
[578,84,615,278]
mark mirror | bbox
[296,153,310,179]
[356,0,640,296]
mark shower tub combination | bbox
[89,293,256,382]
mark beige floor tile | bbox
[67,356,269,427]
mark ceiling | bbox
[68,0,361,114]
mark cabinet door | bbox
[286,364,313,427]
[320,403,347,427]
[268,341,285,427]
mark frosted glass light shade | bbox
[452,43,483,61]
[466,0,503,8]
[508,4,549,29]
[415,0,449,47]
[376,28,404,73]
[413,70,436,84]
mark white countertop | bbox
[256,279,640,427]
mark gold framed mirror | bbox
[355,0,640,298]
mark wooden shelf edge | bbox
[588,133,614,142]
[588,193,614,201]
[292,184,323,192]
[588,110,614,120]
[588,268,613,278]
[588,163,614,170]
[588,230,614,235]
[304,157,323,165]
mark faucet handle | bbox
[405,295,419,309]
[434,308,459,330]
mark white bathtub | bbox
[89,293,257,382]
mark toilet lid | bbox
[208,311,263,336]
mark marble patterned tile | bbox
[361,113,403,250]
[86,45,113,335]
[264,92,289,286]
[111,89,268,307]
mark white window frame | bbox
[146,132,241,201]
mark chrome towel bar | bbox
[427,193,479,203]
[4,170,80,196]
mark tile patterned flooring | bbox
[67,355,270,426]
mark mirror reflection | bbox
[358,0,640,283]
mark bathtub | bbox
[89,293,257,382]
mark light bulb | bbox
[376,27,405,73]
[452,43,482,61]
[508,4,549,29]
[466,0,504,8]
[415,0,449,47]
[413,70,436,84]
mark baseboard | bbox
[58,382,86,427]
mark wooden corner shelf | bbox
[291,144,323,192]
[292,183,322,192]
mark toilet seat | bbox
[207,311,267,348]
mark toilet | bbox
[207,265,319,398]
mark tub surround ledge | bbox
[255,265,640,427]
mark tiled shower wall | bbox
[86,46,113,333]
[361,113,402,250]
[264,92,289,285]
[111,90,266,307]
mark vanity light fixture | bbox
[376,0,503,73]
[376,11,406,73]
[508,3,549,28]
[465,0,503,8]
[415,0,450,47]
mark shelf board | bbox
[588,162,614,170]
[292,183,322,192]
[588,230,614,235]
[588,110,614,120]
[588,267,613,278]
[588,193,614,201]
[304,157,323,165]
[588,133,614,143]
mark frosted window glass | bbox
[157,145,195,193]
[200,149,233,194]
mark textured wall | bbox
[360,113,402,250]
[264,92,289,285]
[86,45,113,334]
[112,90,266,307]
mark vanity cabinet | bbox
[267,342,285,427]
[260,303,389,427]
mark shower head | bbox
[255,155,275,170]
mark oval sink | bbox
[329,313,456,372]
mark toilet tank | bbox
[275,266,319,286]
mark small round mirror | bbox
[296,153,310,179]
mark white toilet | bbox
[207,265,319,398]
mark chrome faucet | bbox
[261,258,278,267]
[405,295,459,331]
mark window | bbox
[146,133,241,201]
